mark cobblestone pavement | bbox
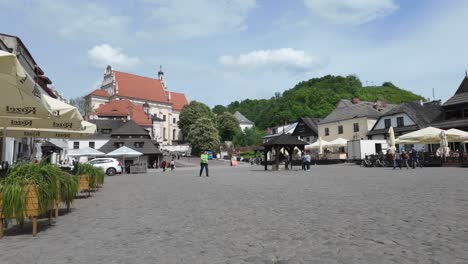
[1,164,467,264]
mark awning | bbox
[68,146,104,157]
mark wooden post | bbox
[0,218,3,239]
[275,147,280,171]
[289,147,294,170]
[32,217,37,237]
[55,202,59,218]
[49,209,53,225]
[264,149,268,171]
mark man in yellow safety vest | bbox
[200,151,209,177]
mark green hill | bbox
[217,75,424,129]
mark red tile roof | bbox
[93,99,152,126]
[88,89,110,97]
[170,92,188,111]
[114,71,169,104]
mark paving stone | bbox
[0,165,466,264]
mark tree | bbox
[212,105,227,115]
[178,101,215,140]
[187,117,220,155]
[233,127,265,147]
[216,112,240,142]
[69,96,91,116]
[224,75,424,130]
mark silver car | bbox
[87,158,123,176]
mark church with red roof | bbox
[85,65,188,145]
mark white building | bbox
[233,111,254,131]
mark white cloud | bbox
[304,0,398,25]
[87,44,141,70]
[0,0,130,42]
[219,48,324,73]
[141,0,256,39]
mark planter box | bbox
[0,185,47,238]
[77,175,91,197]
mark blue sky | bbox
[0,0,467,106]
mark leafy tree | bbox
[233,127,265,147]
[224,75,424,129]
[178,101,215,140]
[217,112,240,142]
[212,105,227,115]
[69,96,91,116]
[187,117,220,155]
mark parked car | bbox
[87,158,122,176]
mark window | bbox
[464,108,468,118]
[73,142,79,149]
[325,127,330,136]
[338,125,343,134]
[113,142,124,148]
[134,142,144,148]
[163,115,166,121]
[173,129,177,140]
[353,123,359,132]
[384,118,391,128]
[306,137,310,142]
[102,129,111,134]
[173,118,176,124]
[89,142,95,149]
[397,117,404,127]
[163,128,167,140]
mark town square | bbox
[1,1,468,263]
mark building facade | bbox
[86,65,188,145]
[291,117,321,143]
[233,111,254,131]
[368,100,443,140]
[318,98,395,142]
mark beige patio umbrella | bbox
[446,128,468,141]
[436,130,450,158]
[305,138,329,150]
[0,121,96,139]
[318,137,324,155]
[388,127,396,155]
[0,50,51,119]
[397,127,461,144]
[0,95,83,130]
[327,138,348,147]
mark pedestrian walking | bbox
[301,152,306,171]
[161,159,167,172]
[304,151,311,171]
[401,151,410,169]
[170,159,175,171]
[411,146,422,168]
[393,150,401,170]
[199,151,209,177]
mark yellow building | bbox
[318,98,395,142]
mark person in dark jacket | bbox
[161,160,167,172]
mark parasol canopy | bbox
[397,127,461,144]
[327,138,348,147]
[106,146,142,157]
[67,146,104,157]
[388,127,396,155]
[305,138,329,150]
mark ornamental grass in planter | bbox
[0,163,58,237]
[73,163,104,195]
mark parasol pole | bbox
[1,126,6,161]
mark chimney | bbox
[351,97,360,104]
